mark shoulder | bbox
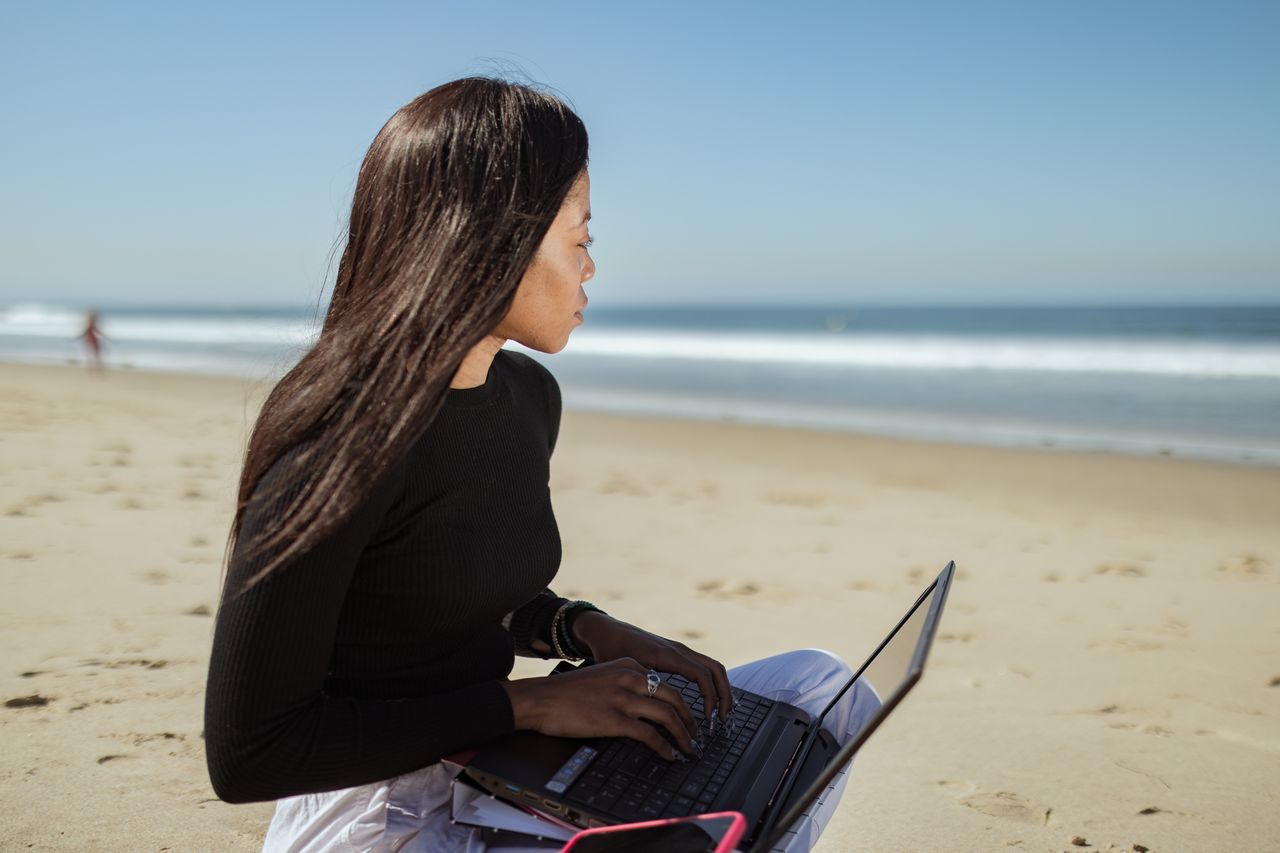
[495,349,562,452]
[497,349,560,405]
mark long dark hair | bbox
[227,77,589,591]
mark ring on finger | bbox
[646,669,661,697]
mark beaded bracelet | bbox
[549,601,577,660]
[559,600,604,660]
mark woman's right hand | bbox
[501,658,701,761]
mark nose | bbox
[581,253,596,284]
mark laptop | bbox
[464,561,955,850]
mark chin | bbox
[521,334,571,355]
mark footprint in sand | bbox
[1094,636,1165,652]
[137,569,171,585]
[1154,617,1189,639]
[597,474,649,497]
[7,492,67,517]
[117,496,145,510]
[958,791,1052,826]
[185,605,212,617]
[181,486,207,501]
[1268,675,1280,688]
[761,491,827,509]
[694,579,759,599]
[116,731,186,747]
[188,535,209,547]
[5,694,52,708]
[1217,553,1268,577]
[1085,703,1172,725]
[1095,562,1147,578]
[1108,721,1174,737]
[84,657,170,671]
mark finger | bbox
[615,661,697,737]
[654,682,698,739]
[645,647,717,724]
[628,697,698,756]
[610,657,646,677]
[703,656,733,721]
[616,714,680,761]
[679,649,733,723]
[686,662,721,724]
[646,694,700,754]
[607,659,649,694]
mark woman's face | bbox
[494,170,595,353]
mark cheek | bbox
[509,269,566,334]
[543,249,577,283]
[530,258,580,312]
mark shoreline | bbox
[3,361,1279,851]
[6,358,1278,471]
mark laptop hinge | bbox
[753,725,811,837]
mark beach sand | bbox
[2,362,1277,852]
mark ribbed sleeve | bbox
[507,589,569,658]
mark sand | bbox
[1,362,1277,852]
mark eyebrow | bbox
[580,210,592,225]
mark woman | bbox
[79,309,105,373]
[205,77,866,852]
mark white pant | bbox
[263,649,879,853]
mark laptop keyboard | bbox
[566,675,774,821]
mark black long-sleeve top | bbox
[204,350,572,804]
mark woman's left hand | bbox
[572,612,733,727]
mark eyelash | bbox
[580,236,594,249]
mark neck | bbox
[451,334,506,389]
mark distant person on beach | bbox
[204,77,872,852]
[79,310,105,373]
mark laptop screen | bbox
[756,562,954,852]
[851,577,935,718]
[810,566,947,741]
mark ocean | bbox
[3,302,1278,466]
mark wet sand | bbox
[2,362,1277,851]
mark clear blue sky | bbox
[1,1,1277,307]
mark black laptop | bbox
[465,561,955,850]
